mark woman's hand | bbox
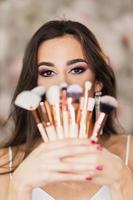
[63,144,126,184]
[9,138,133,200]
[63,142,133,199]
[10,139,100,194]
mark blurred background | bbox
[0,0,133,143]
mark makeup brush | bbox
[31,86,46,96]
[67,84,83,138]
[15,91,41,111]
[95,91,103,135]
[32,86,52,124]
[40,93,54,126]
[32,86,56,141]
[76,96,84,126]
[32,86,53,125]
[40,102,56,141]
[40,101,53,126]
[67,84,83,102]
[60,82,69,138]
[86,97,95,137]
[90,95,118,142]
[15,90,48,142]
[95,91,102,120]
[79,81,92,138]
[46,85,64,139]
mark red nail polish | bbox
[96,165,103,171]
[96,145,103,151]
[90,140,97,144]
[86,177,92,181]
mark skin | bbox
[0,35,133,200]
[37,35,95,88]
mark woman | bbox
[0,20,133,200]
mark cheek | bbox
[37,76,57,89]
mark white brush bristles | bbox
[15,91,41,110]
[85,81,92,91]
[87,98,95,111]
[46,85,63,139]
[60,82,68,89]
[46,85,60,105]
[67,84,83,96]
[32,86,45,96]
[101,95,118,108]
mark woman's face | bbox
[37,35,95,90]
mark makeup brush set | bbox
[15,81,118,143]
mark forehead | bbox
[37,35,85,63]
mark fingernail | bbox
[96,165,103,171]
[96,145,103,151]
[90,140,97,144]
[85,177,92,181]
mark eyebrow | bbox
[37,58,88,67]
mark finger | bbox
[43,171,95,184]
[44,146,98,160]
[37,138,98,153]
[30,139,102,161]
[62,153,97,164]
[42,162,96,172]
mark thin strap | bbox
[125,134,131,166]
[8,146,13,179]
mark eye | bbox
[69,67,86,75]
[39,70,56,77]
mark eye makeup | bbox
[37,59,91,78]
[38,66,57,78]
[69,67,86,74]
[39,70,56,77]
[68,62,90,75]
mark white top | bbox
[32,185,111,200]
[9,135,131,200]
[32,188,55,200]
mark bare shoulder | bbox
[0,147,11,173]
[0,147,11,199]
[0,145,24,174]
[0,173,10,199]
[0,145,25,199]
[104,134,133,171]
[0,145,25,170]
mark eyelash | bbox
[39,70,56,77]
[38,67,86,77]
[69,67,86,74]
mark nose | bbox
[54,74,68,86]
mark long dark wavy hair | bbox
[1,20,122,173]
